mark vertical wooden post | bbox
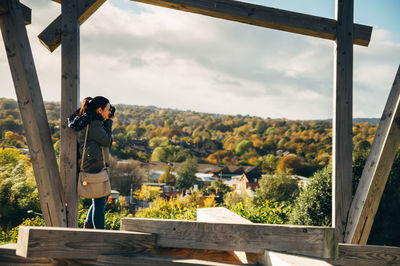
[333,0,354,242]
[345,66,400,244]
[60,0,80,227]
[0,0,66,226]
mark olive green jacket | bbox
[77,119,113,173]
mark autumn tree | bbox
[159,164,176,185]
[0,148,40,230]
[276,154,303,175]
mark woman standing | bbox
[68,96,115,229]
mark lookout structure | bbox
[1,0,400,265]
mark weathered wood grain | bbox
[197,207,260,264]
[130,0,371,46]
[0,0,31,25]
[332,0,354,242]
[121,218,338,259]
[60,0,80,228]
[327,244,400,266]
[38,0,105,52]
[197,207,252,225]
[345,66,400,244]
[16,226,156,259]
[0,243,98,265]
[152,248,242,263]
[96,254,245,265]
[0,0,66,227]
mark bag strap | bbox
[80,124,90,172]
[80,124,107,171]
[101,147,106,170]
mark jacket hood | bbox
[68,108,104,131]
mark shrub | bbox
[288,166,331,226]
[230,200,291,224]
[0,216,44,243]
[135,192,216,220]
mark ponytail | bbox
[78,97,92,116]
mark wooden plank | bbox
[121,218,338,259]
[197,207,260,265]
[0,0,31,25]
[97,254,245,265]
[197,207,252,225]
[16,226,156,259]
[332,0,354,242]
[130,0,371,46]
[38,0,105,52]
[326,244,400,265]
[345,66,400,244]
[0,243,101,265]
[0,0,66,227]
[258,244,400,266]
[152,248,242,263]
[60,0,80,228]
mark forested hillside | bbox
[3,97,400,247]
[0,97,377,177]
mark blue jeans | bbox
[85,195,108,229]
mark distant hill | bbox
[324,118,380,125]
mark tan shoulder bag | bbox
[78,124,111,199]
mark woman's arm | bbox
[89,119,113,147]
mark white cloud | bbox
[0,1,399,120]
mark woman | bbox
[68,96,115,229]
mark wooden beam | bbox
[0,0,66,227]
[197,207,261,265]
[60,0,80,228]
[130,0,372,47]
[16,226,156,259]
[96,254,244,265]
[326,244,400,265]
[152,248,242,264]
[345,66,400,244]
[2,243,242,265]
[0,0,31,25]
[38,0,105,52]
[332,0,353,242]
[121,218,339,259]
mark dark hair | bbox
[78,96,109,116]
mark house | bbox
[196,173,218,186]
[235,167,262,194]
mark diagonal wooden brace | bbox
[345,66,400,244]
[38,0,105,52]
[0,0,31,25]
[0,0,66,227]
[130,0,372,46]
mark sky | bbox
[0,0,399,120]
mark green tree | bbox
[0,98,18,110]
[254,175,299,205]
[235,140,254,156]
[288,166,331,226]
[151,147,168,162]
[159,164,176,185]
[203,178,232,202]
[175,157,198,190]
[149,137,169,148]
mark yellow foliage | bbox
[134,185,161,201]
